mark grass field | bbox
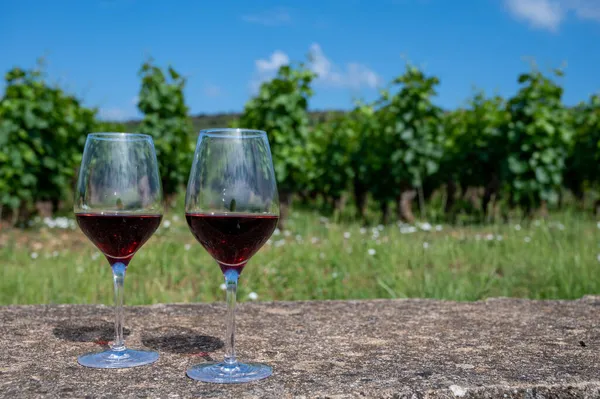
[1,208,599,305]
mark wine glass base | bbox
[186,362,272,383]
[78,348,159,369]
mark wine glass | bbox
[185,128,279,383]
[74,132,164,368]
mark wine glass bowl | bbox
[185,128,279,383]
[74,132,163,368]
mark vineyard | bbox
[1,58,600,226]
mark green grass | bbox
[1,210,598,305]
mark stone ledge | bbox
[2,297,600,398]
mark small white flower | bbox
[597,254,600,262]
[92,252,100,260]
[30,252,39,259]
[332,271,339,279]
[273,228,281,236]
[248,292,259,301]
[496,235,503,241]
[360,227,367,235]
[435,225,443,232]
[172,215,180,222]
[274,239,286,248]
[524,236,531,243]
[343,232,351,239]
[295,234,302,242]
[419,222,432,231]
[52,251,59,258]
[423,242,429,249]
[319,252,326,259]
[319,216,329,224]
[400,226,417,234]
[534,220,541,227]
[184,244,191,251]
[311,237,319,244]
[368,248,376,256]
[163,220,171,228]
[55,218,65,228]
[220,283,227,291]
[485,234,494,241]
[377,224,384,231]
[283,230,291,237]
[515,224,522,231]
[557,223,565,231]
[597,222,600,229]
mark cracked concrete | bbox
[2,297,600,398]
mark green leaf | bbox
[42,157,57,170]
[508,156,527,174]
[403,150,416,165]
[534,167,550,184]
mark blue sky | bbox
[1,0,598,120]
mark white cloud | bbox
[504,0,600,31]
[308,43,381,90]
[250,50,290,91]
[98,107,133,121]
[256,50,290,74]
[249,44,381,93]
[569,0,600,21]
[241,8,291,26]
[505,0,563,31]
[203,83,223,98]
[308,43,342,85]
[99,96,140,121]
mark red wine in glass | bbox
[185,213,278,274]
[184,128,280,383]
[76,213,162,266]
[73,132,164,369]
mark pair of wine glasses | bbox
[73,129,279,384]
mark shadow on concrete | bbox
[142,326,223,357]
[52,320,131,343]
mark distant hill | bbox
[115,110,348,133]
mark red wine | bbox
[185,213,278,273]
[76,213,162,266]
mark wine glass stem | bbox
[224,269,239,366]
[111,262,127,352]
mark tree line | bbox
[1,57,599,224]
